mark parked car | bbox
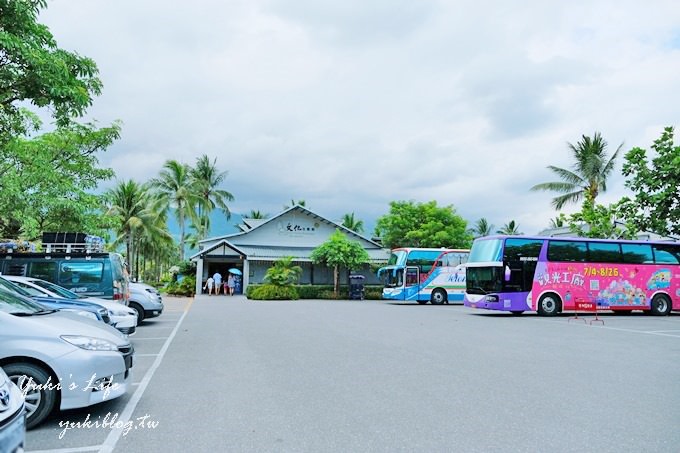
[0,290,133,429]
[0,276,110,324]
[128,282,164,322]
[0,366,25,452]
[4,276,137,336]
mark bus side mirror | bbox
[504,265,511,281]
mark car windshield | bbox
[0,288,49,314]
[31,279,80,299]
[0,276,33,297]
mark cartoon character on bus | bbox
[597,279,647,306]
[647,269,671,290]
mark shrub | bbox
[166,275,195,296]
[249,284,299,300]
[246,284,383,300]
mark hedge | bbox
[246,284,383,300]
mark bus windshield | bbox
[468,238,503,263]
[387,250,407,266]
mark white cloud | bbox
[37,0,680,237]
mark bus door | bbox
[404,266,420,300]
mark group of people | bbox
[203,271,238,295]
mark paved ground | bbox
[26,295,680,452]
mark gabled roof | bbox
[189,239,247,261]
[199,205,382,248]
[242,218,267,230]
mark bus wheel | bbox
[650,294,672,316]
[430,289,447,305]
[537,294,560,317]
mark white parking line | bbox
[544,318,680,337]
[99,303,191,453]
[28,446,100,453]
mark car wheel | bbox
[650,294,671,316]
[129,302,145,323]
[4,362,57,429]
[430,289,447,305]
[537,294,560,317]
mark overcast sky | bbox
[39,0,680,236]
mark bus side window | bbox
[653,244,680,264]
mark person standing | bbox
[227,273,236,296]
[212,271,222,295]
[204,276,214,295]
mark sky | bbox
[37,0,680,237]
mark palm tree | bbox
[470,218,494,237]
[341,212,364,233]
[184,216,210,251]
[497,220,522,235]
[264,256,303,286]
[190,154,234,233]
[530,132,622,210]
[246,210,269,219]
[134,210,174,282]
[149,160,200,261]
[549,215,566,229]
[284,199,306,210]
[105,180,170,280]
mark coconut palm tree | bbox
[190,155,234,234]
[149,160,200,261]
[105,180,171,279]
[284,199,306,210]
[184,216,210,251]
[549,215,566,229]
[470,218,494,238]
[246,210,269,219]
[530,132,622,210]
[497,220,522,235]
[341,212,364,233]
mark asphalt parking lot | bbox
[25,296,680,453]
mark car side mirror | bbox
[504,265,511,281]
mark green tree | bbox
[496,220,522,235]
[340,212,364,234]
[149,160,199,261]
[190,154,234,236]
[374,200,472,250]
[470,218,494,238]
[184,217,209,251]
[567,193,637,239]
[311,229,370,298]
[0,0,103,142]
[617,127,680,237]
[548,214,567,229]
[264,256,302,286]
[246,210,268,219]
[531,132,622,210]
[105,180,171,280]
[284,199,306,209]
[0,121,119,238]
